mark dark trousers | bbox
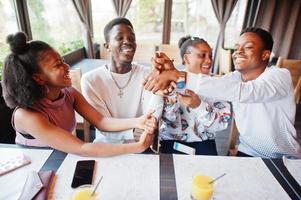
[236,151,253,157]
[160,140,218,155]
[141,147,155,154]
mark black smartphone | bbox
[71,160,95,188]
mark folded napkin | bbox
[19,170,54,200]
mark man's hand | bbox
[144,70,176,94]
[177,89,201,108]
[144,52,182,94]
[151,52,176,71]
[154,82,176,96]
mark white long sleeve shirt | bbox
[186,66,301,158]
[81,64,162,143]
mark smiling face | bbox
[33,49,71,90]
[183,42,212,75]
[232,32,271,74]
[105,24,136,66]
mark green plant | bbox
[137,0,160,29]
[57,39,84,55]
[0,60,3,80]
[0,45,9,80]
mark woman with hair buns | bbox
[1,32,157,157]
[159,35,231,155]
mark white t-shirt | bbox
[81,64,162,143]
[186,66,301,158]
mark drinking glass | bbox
[191,174,214,200]
[72,184,98,200]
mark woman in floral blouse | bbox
[159,36,231,155]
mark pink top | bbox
[14,87,77,147]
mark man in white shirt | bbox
[81,17,162,144]
[144,27,301,158]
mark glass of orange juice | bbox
[72,184,98,200]
[191,174,214,200]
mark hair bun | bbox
[6,32,29,54]
[178,35,191,48]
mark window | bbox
[170,0,219,49]
[170,0,247,50]
[91,0,165,45]
[27,0,83,55]
[126,0,164,44]
[91,0,116,44]
[224,0,247,48]
[0,0,19,79]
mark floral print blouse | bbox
[159,91,231,142]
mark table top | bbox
[1,144,300,200]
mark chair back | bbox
[276,57,301,103]
[69,68,91,141]
[133,44,156,65]
[228,118,239,156]
[219,48,233,75]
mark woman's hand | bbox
[137,111,158,133]
[177,89,201,108]
[136,112,158,152]
[137,130,156,152]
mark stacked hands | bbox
[144,52,176,94]
[136,111,158,151]
[144,52,201,109]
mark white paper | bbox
[49,153,159,200]
[0,148,53,199]
[283,157,301,185]
[173,155,291,200]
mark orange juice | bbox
[72,185,97,200]
[191,175,214,200]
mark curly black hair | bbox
[178,35,210,65]
[240,27,273,51]
[1,32,52,108]
[103,17,134,43]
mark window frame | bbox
[13,0,87,58]
[10,0,247,57]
